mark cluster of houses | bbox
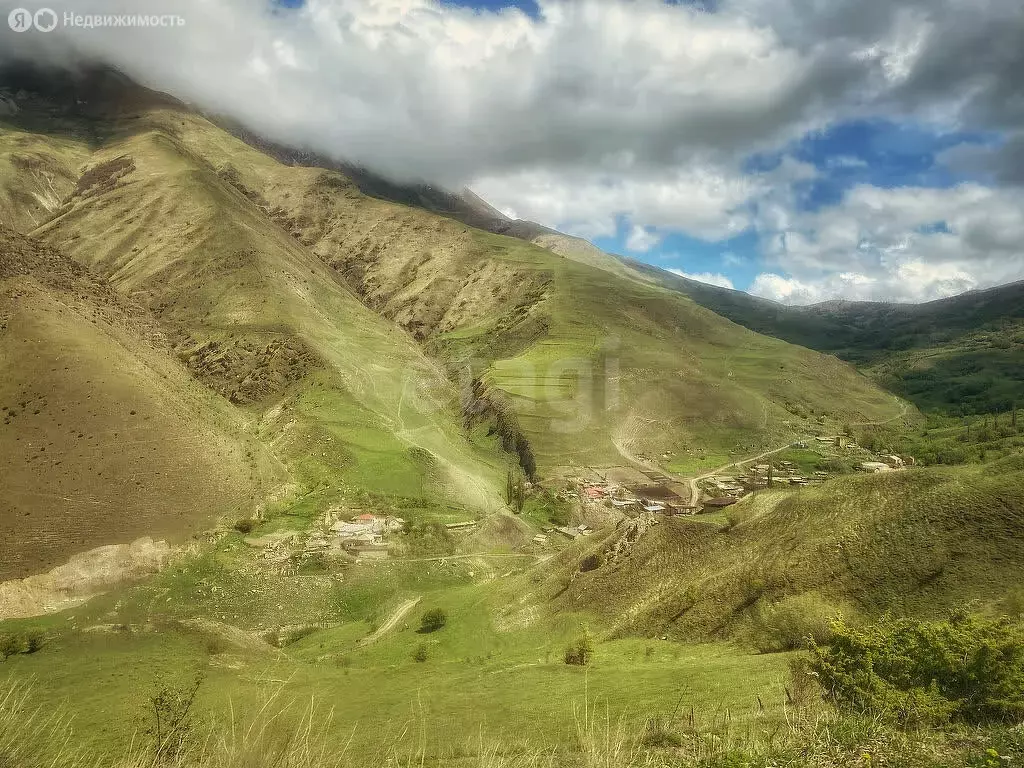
[324,510,405,558]
[859,454,910,473]
[566,480,700,516]
[700,461,817,504]
[552,438,916,528]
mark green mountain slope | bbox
[621,261,1024,416]
[185,131,907,477]
[411,188,1023,419]
[1,67,903,519]
[0,225,271,580]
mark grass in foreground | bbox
[3,675,1023,768]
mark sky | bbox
[3,0,1024,304]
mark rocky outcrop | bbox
[604,511,659,564]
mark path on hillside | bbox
[681,400,908,500]
[391,552,544,563]
[395,375,503,515]
[613,397,911,505]
[612,421,797,504]
[851,398,912,427]
[357,596,421,647]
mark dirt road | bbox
[685,443,802,503]
[357,596,421,647]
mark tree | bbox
[506,469,527,513]
[413,643,428,663]
[25,631,44,654]
[514,475,526,514]
[419,608,447,634]
[0,633,21,660]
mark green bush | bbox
[24,631,44,655]
[413,643,428,663]
[564,632,594,666]
[741,593,838,653]
[419,608,447,634]
[811,612,1024,726]
[0,634,21,660]
[579,553,603,572]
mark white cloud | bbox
[751,183,1024,303]
[472,164,758,242]
[625,225,661,253]
[668,270,736,290]
[749,273,826,303]
[8,0,827,188]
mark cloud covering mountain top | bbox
[3,0,1022,304]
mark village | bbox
[244,435,915,560]
[554,435,913,523]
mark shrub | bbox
[811,612,1024,726]
[419,608,447,634]
[233,518,256,534]
[579,553,603,572]
[641,716,682,748]
[0,634,21,660]
[24,631,44,655]
[723,505,751,530]
[413,643,428,663]
[816,458,856,474]
[564,632,594,666]
[144,676,203,761]
[741,593,838,653]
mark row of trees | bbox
[965,404,1019,441]
[461,377,537,480]
[0,631,44,659]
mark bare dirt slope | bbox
[0,226,267,579]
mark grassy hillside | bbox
[165,124,906,476]
[624,261,1024,417]
[2,450,1022,766]
[0,70,909,494]
[536,454,1024,640]
[0,226,271,580]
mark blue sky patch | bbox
[440,0,540,16]
[751,119,997,211]
[595,120,1004,291]
[594,229,761,290]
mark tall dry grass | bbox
[0,679,1005,768]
